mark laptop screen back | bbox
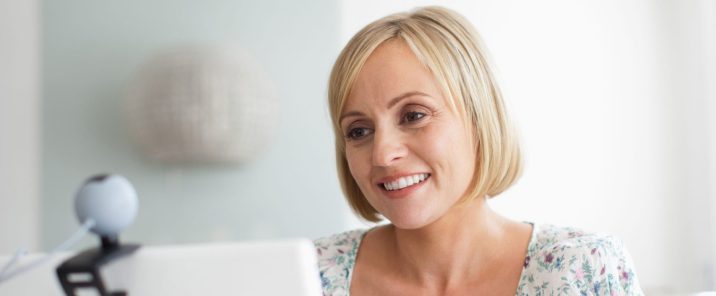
[0,239,322,296]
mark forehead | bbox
[343,39,445,111]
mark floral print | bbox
[314,229,364,296]
[517,224,642,295]
[314,223,643,295]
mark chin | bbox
[384,211,437,230]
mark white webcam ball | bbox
[75,174,138,237]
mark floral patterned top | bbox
[313,223,643,295]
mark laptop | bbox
[0,239,322,295]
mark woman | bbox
[315,6,642,295]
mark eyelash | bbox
[346,127,371,140]
[345,110,428,141]
[401,111,426,124]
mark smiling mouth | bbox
[380,173,431,191]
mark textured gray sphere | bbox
[125,47,278,164]
[75,174,138,237]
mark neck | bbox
[387,198,511,289]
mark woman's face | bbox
[340,40,477,229]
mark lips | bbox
[379,173,431,191]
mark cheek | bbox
[451,125,476,169]
[421,121,476,177]
[417,123,460,160]
[451,127,477,184]
[345,147,371,185]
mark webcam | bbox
[57,173,141,296]
[75,174,138,239]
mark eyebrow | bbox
[339,91,430,125]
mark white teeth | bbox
[382,173,429,191]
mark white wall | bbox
[41,0,350,249]
[705,0,716,289]
[677,0,716,289]
[340,0,715,294]
[0,0,40,253]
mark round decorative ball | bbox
[75,174,138,237]
[125,47,277,164]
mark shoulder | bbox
[518,224,643,296]
[530,224,623,258]
[313,229,368,296]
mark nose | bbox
[371,127,407,167]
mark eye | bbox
[346,127,373,140]
[402,111,426,123]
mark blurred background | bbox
[1,0,714,294]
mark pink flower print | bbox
[576,267,585,280]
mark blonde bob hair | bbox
[328,6,522,222]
